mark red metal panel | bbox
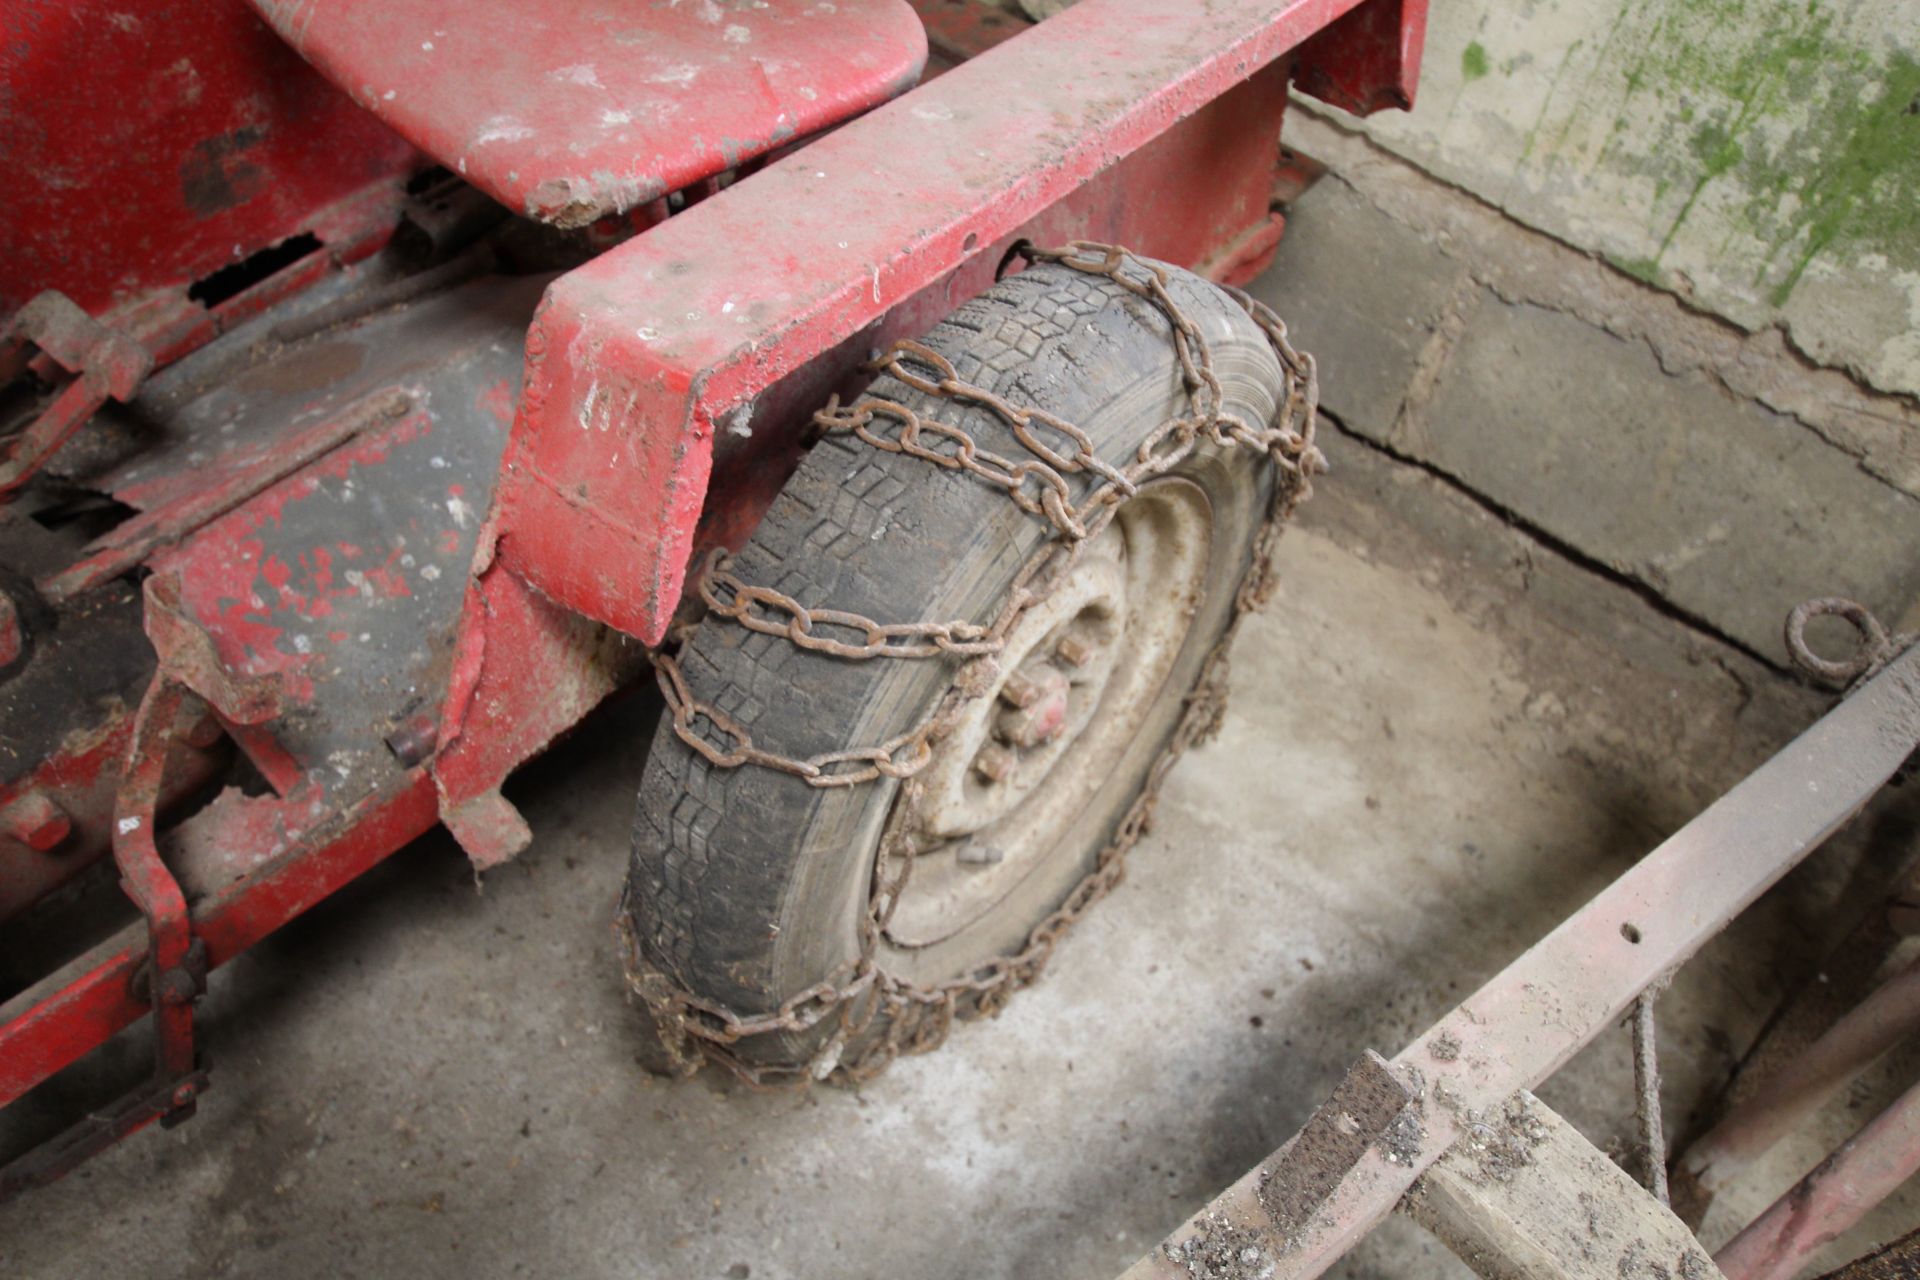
[0,0,421,318]
[484,0,1370,647]
[249,0,927,227]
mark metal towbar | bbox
[1124,641,1920,1278]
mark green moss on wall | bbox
[1607,2,1918,305]
[1461,41,1491,82]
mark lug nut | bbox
[956,843,1005,866]
[973,743,1017,783]
[1055,634,1096,667]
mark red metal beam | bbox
[484,0,1376,646]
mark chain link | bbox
[624,242,1322,1087]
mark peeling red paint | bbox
[3,0,420,322]
[149,410,435,696]
[478,376,516,425]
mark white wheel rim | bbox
[886,478,1215,948]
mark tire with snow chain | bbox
[624,255,1293,1079]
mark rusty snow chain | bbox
[624,241,1322,1088]
[1785,597,1916,689]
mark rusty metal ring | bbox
[1785,597,1892,686]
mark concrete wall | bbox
[1256,112,1920,669]
[1334,0,1919,401]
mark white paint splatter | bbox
[474,116,534,145]
[723,23,750,42]
[551,63,604,88]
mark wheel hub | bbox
[885,478,1215,949]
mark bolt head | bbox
[159,968,199,1006]
[972,743,1017,783]
[998,670,1043,708]
[1055,634,1096,668]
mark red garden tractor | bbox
[0,0,1425,1194]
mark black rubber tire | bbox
[626,258,1284,1065]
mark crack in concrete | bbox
[1287,104,1920,504]
[1321,408,1794,677]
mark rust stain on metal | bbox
[1257,1051,1423,1249]
[179,125,270,215]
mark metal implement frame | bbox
[1,0,1427,1190]
[1123,644,1920,1279]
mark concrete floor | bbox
[6,232,1920,1278]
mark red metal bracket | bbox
[113,678,213,1109]
[1292,0,1428,117]
[0,292,153,500]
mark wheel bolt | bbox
[999,671,1043,708]
[973,743,1016,783]
[1056,634,1096,667]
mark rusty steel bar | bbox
[1713,1075,1920,1280]
[1122,644,1920,1280]
[1633,991,1671,1205]
[1677,951,1920,1204]
[112,675,198,1093]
